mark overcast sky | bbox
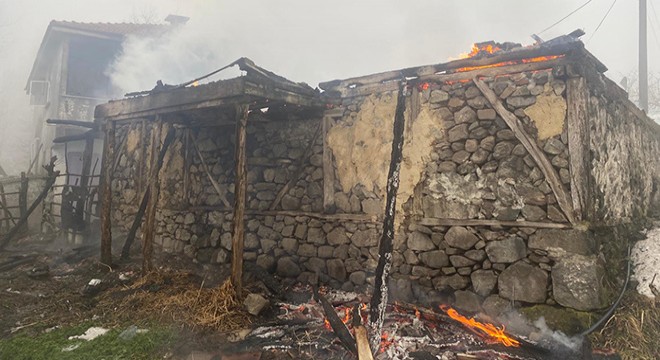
[0,0,658,172]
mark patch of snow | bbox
[61,344,80,352]
[68,327,109,341]
[631,227,660,299]
[87,279,102,286]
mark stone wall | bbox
[109,67,658,314]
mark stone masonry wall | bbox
[109,67,649,314]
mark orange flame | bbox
[379,331,394,353]
[455,55,562,73]
[440,305,520,347]
[191,81,199,87]
[459,43,503,59]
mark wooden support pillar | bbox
[18,172,28,235]
[566,76,591,222]
[77,136,95,229]
[142,120,163,273]
[231,104,249,297]
[369,83,407,351]
[0,183,15,230]
[100,120,115,266]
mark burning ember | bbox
[452,41,564,73]
[440,305,520,348]
[459,42,504,59]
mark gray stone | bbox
[412,266,440,277]
[455,106,477,124]
[485,237,527,263]
[444,226,479,250]
[256,255,276,272]
[281,195,300,210]
[333,245,349,259]
[276,257,302,277]
[465,139,479,153]
[309,154,323,167]
[244,293,269,316]
[418,250,449,268]
[528,229,596,256]
[214,249,229,264]
[482,295,513,317]
[477,108,497,120]
[493,141,514,160]
[543,138,565,155]
[407,231,435,251]
[506,96,536,108]
[522,205,546,221]
[245,233,260,250]
[452,150,471,164]
[449,255,476,268]
[447,124,469,142]
[480,136,496,151]
[281,238,298,253]
[352,228,378,247]
[327,259,347,281]
[434,274,470,290]
[547,205,568,222]
[498,262,548,303]
[184,213,195,225]
[518,185,547,206]
[349,271,367,285]
[306,257,326,273]
[318,246,334,258]
[448,97,465,110]
[294,224,308,239]
[318,228,345,247]
[552,155,569,168]
[261,239,277,253]
[453,290,482,313]
[335,192,351,212]
[361,199,382,215]
[220,233,232,250]
[298,243,317,257]
[552,254,607,311]
[467,96,488,109]
[464,249,486,262]
[471,148,489,164]
[404,249,419,265]
[307,227,325,245]
[438,161,457,173]
[430,90,450,103]
[471,270,498,297]
[496,207,520,221]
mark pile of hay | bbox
[590,292,660,360]
[104,271,251,331]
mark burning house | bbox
[93,34,659,356]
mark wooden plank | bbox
[0,184,16,229]
[323,114,338,212]
[183,128,190,202]
[369,83,407,350]
[269,121,322,210]
[137,120,147,199]
[46,119,97,128]
[419,217,572,229]
[189,131,230,208]
[230,104,249,297]
[566,77,590,222]
[53,130,100,144]
[141,120,166,272]
[473,78,577,225]
[18,173,28,235]
[76,136,94,228]
[100,120,115,265]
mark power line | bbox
[587,0,618,43]
[537,0,594,35]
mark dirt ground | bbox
[0,233,303,360]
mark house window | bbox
[29,80,50,105]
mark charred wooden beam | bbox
[0,184,16,228]
[100,121,115,265]
[0,158,59,250]
[566,77,591,222]
[473,78,577,225]
[53,130,100,144]
[353,304,374,360]
[313,287,357,354]
[369,82,407,351]
[230,104,249,297]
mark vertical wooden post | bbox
[137,120,147,201]
[0,183,13,231]
[18,172,28,235]
[231,104,249,297]
[77,136,94,229]
[369,83,407,351]
[322,114,336,213]
[183,128,190,203]
[142,120,162,273]
[100,120,116,266]
[566,76,591,222]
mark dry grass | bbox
[590,292,660,360]
[101,271,251,332]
